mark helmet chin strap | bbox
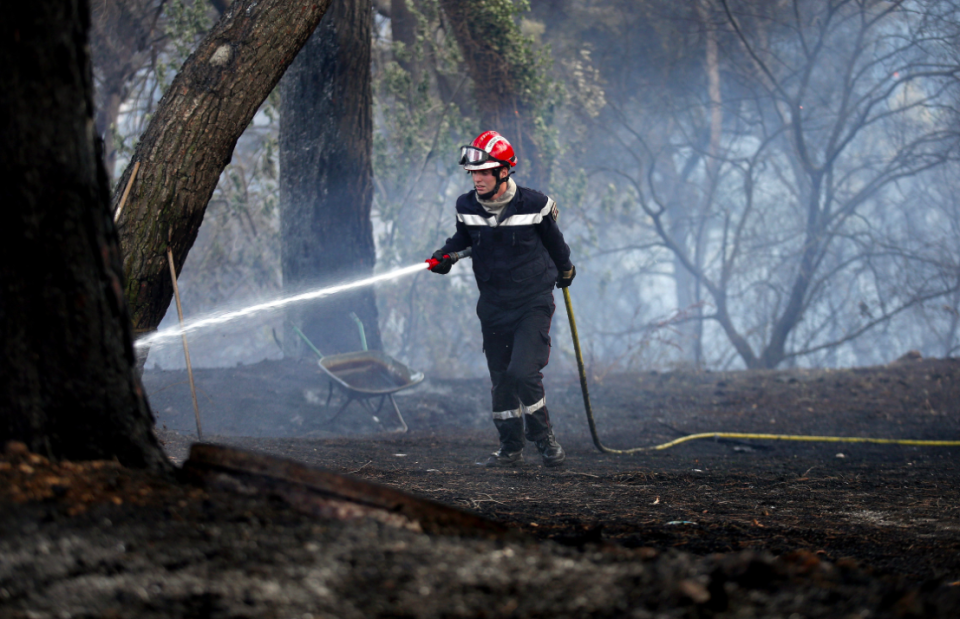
[477,167,511,201]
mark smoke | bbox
[110,1,960,379]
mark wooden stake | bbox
[167,247,203,441]
[113,160,140,223]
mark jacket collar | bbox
[468,185,521,220]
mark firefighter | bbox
[428,131,576,467]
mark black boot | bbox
[522,404,565,466]
[535,430,566,467]
[479,417,524,467]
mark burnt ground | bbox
[3,356,960,617]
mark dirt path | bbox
[150,357,960,581]
[155,430,960,582]
[2,357,959,617]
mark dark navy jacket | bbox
[440,185,573,310]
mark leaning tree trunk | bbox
[112,0,333,339]
[0,0,168,470]
[438,0,547,190]
[279,0,383,356]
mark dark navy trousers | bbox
[478,293,555,442]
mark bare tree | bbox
[606,0,960,369]
[886,163,960,358]
[1,0,169,469]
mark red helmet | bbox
[459,131,517,171]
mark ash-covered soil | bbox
[3,356,960,617]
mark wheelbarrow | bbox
[292,323,423,433]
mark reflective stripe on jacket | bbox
[440,186,573,309]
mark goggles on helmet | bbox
[458,145,508,167]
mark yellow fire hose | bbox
[561,288,960,454]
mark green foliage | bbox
[368,0,589,375]
[159,0,213,91]
[465,0,539,91]
[462,0,564,171]
[163,0,212,60]
[370,1,486,374]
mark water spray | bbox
[137,259,452,350]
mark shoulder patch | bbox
[550,202,559,222]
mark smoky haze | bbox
[96,0,960,436]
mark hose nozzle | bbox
[426,247,472,271]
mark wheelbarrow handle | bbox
[291,323,324,360]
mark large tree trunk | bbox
[113,0,332,338]
[0,0,168,470]
[279,0,382,356]
[438,0,547,189]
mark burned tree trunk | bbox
[0,0,168,469]
[438,0,547,189]
[279,0,382,356]
[113,0,332,337]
